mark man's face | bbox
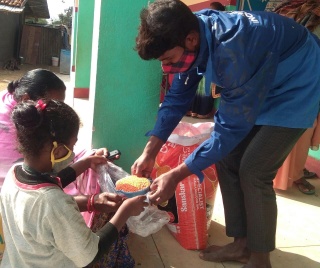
[158,46,184,65]
[158,31,200,65]
[159,46,198,74]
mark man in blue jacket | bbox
[132,0,320,267]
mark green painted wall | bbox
[309,149,320,160]
[225,5,237,11]
[91,1,161,172]
[74,0,94,88]
[237,0,269,11]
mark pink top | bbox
[0,91,22,189]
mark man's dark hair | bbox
[210,1,225,11]
[135,0,199,60]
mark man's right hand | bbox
[131,136,164,178]
[131,152,155,178]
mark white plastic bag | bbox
[97,162,170,237]
[127,203,170,237]
[96,162,129,193]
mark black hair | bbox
[7,69,66,102]
[210,2,225,11]
[135,0,199,60]
[11,100,80,158]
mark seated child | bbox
[0,69,136,267]
[0,99,148,267]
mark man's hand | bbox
[131,136,164,178]
[148,163,192,205]
[131,152,155,178]
[148,172,178,205]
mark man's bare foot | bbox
[199,238,250,263]
[242,252,272,268]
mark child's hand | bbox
[93,193,123,213]
[94,148,121,160]
[70,149,108,176]
[89,148,121,170]
[121,195,149,217]
[88,148,109,171]
[109,195,148,232]
[94,148,108,157]
[88,155,107,171]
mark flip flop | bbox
[303,168,318,179]
[294,178,315,195]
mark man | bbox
[132,1,320,267]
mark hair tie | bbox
[35,99,47,111]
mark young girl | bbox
[0,69,137,267]
[0,99,148,267]
[0,68,66,187]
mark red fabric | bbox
[162,50,197,74]
[274,0,320,32]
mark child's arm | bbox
[70,148,108,177]
[57,156,106,188]
[86,195,148,266]
[57,148,109,188]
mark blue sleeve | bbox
[146,68,203,141]
[185,51,279,181]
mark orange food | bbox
[115,176,150,193]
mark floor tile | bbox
[127,233,164,267]
[152,227,224,268]
[276,193,320,248]
[271,247,320,268]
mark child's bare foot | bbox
[199,238,250,263]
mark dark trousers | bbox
[216,125,305,252]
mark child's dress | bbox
[0,165,100,267]
[66,149,135,268]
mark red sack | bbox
[151,122,219,250]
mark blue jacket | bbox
[147,10,320,181]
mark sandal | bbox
[303,168,317,179]
[294,178,315,195]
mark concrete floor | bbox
[63,76,320,268]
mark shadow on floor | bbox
[271,248,320,268]
[275,178,320,207]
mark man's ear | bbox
[21,93,30,101]
[185,31,199,51]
